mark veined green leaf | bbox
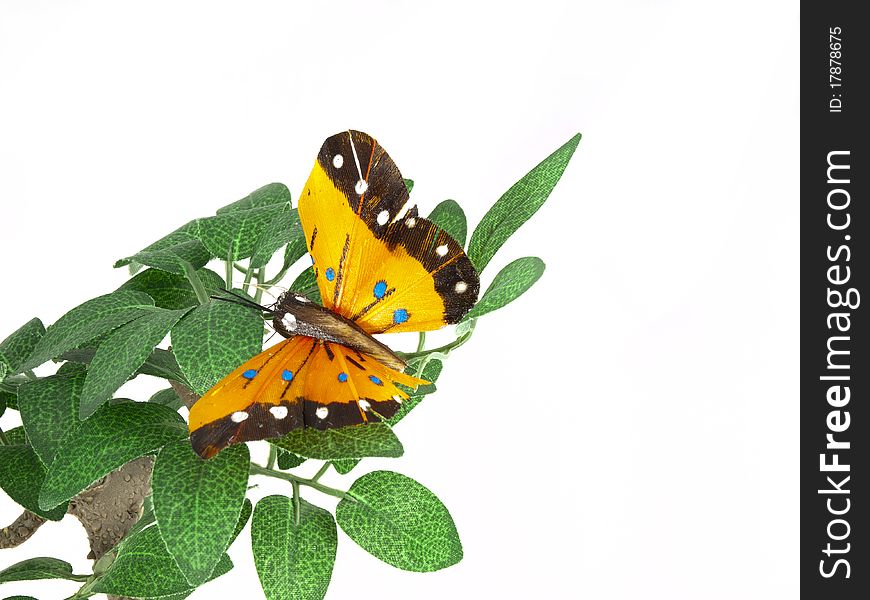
[463,256,545,321]
[171,300,264,395]
[123,238,212,276]
[403,179,414,194]
[252,496,337,600]
[276,448,306,470]
[0,442,68,520]
[249,208,301,268]
[153,441,250,586]
[39,403,187,510]
[289,267,322,305]
[119,268,225,310]
[18,364,87,466]
[0,557,81,583]
[468,133,581,272]
[91,524,233,597]
[137,348,189,384]
[196,203,292,262]
[336,471,462,572]
[0,318,45,375]
[270,424,403,460]
[80,308,189,419]
[229,498,253,547]
[148,388,184,411]
[428,200,468,247]
[22,291,155,371]
[216,183,291,214]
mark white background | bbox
[0,1,799,599]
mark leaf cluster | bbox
[0,133,580,599]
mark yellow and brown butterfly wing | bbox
[298,130,480,334]
[188,336,425,459]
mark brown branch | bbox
[169,380,201,409]
[0,510,47,549]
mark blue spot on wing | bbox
[373,281,387,299]
[369,375,383,385]
[338,372,348,382]
[243,369,257,380]
[325,267,335,281]
[393,308,409,324]
[282,369,294,382]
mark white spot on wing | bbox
[455,281,468,294]
[355,179,369,195]
[316,406,329,419]
[231,411,249,423]
[282,313,298,331]
[405,217,416,228]
[358,399,371,411]
[436,244,449,257]
[270,406,289,420]
[295,295,310,303]
[391,199,415,223]
[377,210,390,226]
[332,154,344,168]
[392,394,403,404]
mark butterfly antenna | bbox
[210,289,275,314]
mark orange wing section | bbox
[297,131,479,334]
[188,336,426,459]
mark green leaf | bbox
[0,443,68,520]
[3,596,39,600]
[283,226,310,269]
[153,441,250,585]
[336,471,462,572]
[137,348,189,384]
[0,360,6,384]
[4,426,26,445]
[39,403,187,510]
[428,200,468,247]
[18,365,87,466]
[463,256,545,320]
[171,300,265,395]
[22,291,155,371]
[276,448,306,470]
[249,208,301,268]
[331,459,358,475]
[92,524,233,597]
[229,498,253,547]
[123,238,212,276]
[0,557,79,583]
[0,318,45,375]
[216,183,291,214]
[288,267,322,304]
[389,359,444,426]
[79,308,188,419]
[468,133,581,272]
[196,204,292,262]
[252,495,337,600]
[148,388,184,411]
[119,268,225,310]
[403,179,414,194]
[270,424,403,460]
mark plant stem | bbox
[292,480,301,526]
[253,268,266,305]
[224,259,233,290]
[181,261,210,305]
[234,262,250,275]
[0,429,9,446]
[311,462,331,482]
[416,332,426,353]
[242,261,254,295]
[266,444,277,470]
[249,463,353,501]
[398,330,474,362]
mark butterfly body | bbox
[189,131,480,459]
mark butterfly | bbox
[188,131,480,459]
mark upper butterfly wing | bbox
[188,336,425,458]
[298,130,480,333]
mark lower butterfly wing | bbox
[298,130,479,334]
[188,336,426,458]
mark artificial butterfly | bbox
[189,131,480,458]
